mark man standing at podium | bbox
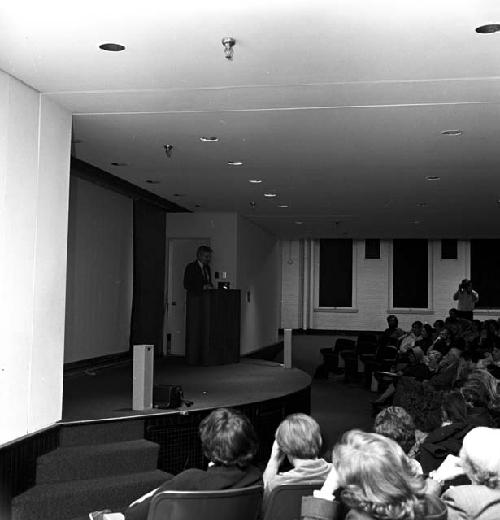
[183,245,214,293]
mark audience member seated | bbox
[426,347,463,390]
[461,373,496,427]
[263,414,332,501]
[89,408,261,520]
[372,347,431,409]
[373,406,422,474]
[381,315,404,345]
[427,427,500,519]
[399,321,424,353]
[418,391,473,474]
[415,324,434,352]
[480,340,500,379]
[301,430,446,520]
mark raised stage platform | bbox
[62,357,311,423]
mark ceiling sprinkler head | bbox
[164,144,173,158]
[222,37,236,60]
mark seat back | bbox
[263,482,324,520]
[146,485,262,520]
[357,333,377,345]
[334,338,356,352]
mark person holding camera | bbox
[453,279,479,321]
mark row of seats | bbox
[146,482,321,520]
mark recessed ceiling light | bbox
[145,180,160,184]
[295,221,303,225]
[416,202,427,207]
[426,176,441,181]
[173,193,186,197]
[264,193,277,198]
[110,162,128,167]
[249,179,262,184]
[99,43,126,51]
[200,137,219,142]
[278,204,289,208]
[227,161,243,166]
[440,129,463,136]
[476,24,500,34]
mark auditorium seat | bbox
[263,483,325,520]
[146,485,263,520]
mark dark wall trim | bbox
[64,351,131,376]
[71,157,189,213]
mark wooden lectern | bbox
[185,289,241,366]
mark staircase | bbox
[12,421,170,520]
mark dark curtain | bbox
[319,239,353,307]
[130,200,167,355]
[393,239,428,308]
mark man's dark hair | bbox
[197,245,213,256]
[199,408,258,468]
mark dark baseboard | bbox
[278,328,380,336]
[64,351,131,376]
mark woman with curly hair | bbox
[427,426,500,519]
[301,430,446,520]
[89,408,261,520]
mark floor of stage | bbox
[62,357,311,423]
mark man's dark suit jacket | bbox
[124,464,262,520]
[183,261,212,293]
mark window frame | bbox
[313,239,358,312]
[388,239,434,314]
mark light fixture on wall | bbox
[222,37,236,60]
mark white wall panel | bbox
[64,176,133,363]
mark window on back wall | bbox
[392,239,429,309]
[319,239,353,307]
[471,240,500,309]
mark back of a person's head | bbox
[333,430,425,520]
[199,408,258,468]
[461,378,489,409]
[374,407,416,454]
[461,427,500,489]
[467,369,499,405]
[275,413,322,459]
[441,391,468,423]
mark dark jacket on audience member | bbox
[418,422,473,474]
[300,494,447,520]
[441,484,500,520]
[466,406,496,427]
[124,464,262,520]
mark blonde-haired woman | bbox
[301,430,446,520]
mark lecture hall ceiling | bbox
[1,0,500,237]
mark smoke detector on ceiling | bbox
[222,37,236,60]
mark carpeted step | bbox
[37,439,160,484]
[60,420,144,447]
[12,469,170,520]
